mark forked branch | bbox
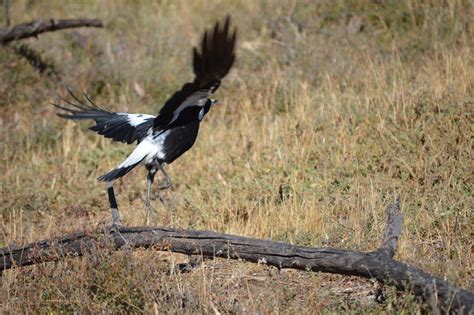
[0,200,472,313]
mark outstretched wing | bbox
[53,89,155,144]
[153,15,237,130]
[192,15,236,90]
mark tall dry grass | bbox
[1,0,472,313]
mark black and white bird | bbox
[54,16,237,225]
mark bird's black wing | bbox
[153,15,237,130]
[53,89,155,144]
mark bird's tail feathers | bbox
[98,157,145,182]
[98,139,155,182]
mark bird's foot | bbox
[109,216,122,231]
[107,222,131,249]
[110,208,122,226]
[157,182,172,191]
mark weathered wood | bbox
[0,201,472,313]
[0,18,103,45]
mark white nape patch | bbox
[119,113,155,127]
[198,107,205,120]
[117,130,170,168]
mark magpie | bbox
[54,16,237,225]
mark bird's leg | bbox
[146,167,158,218]
[157,163,172,191]
[152,163,171,204]
[107,181,122,226]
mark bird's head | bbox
[210,98,218,105]
[199,98,218,120]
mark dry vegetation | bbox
[1,0,472,313]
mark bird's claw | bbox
[109,221,122,234]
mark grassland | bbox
[1,0,472,313]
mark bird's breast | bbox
[161,122,200,164]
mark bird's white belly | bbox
[143,130,170,164]
[118,130,170,168]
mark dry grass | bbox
[1,0,472,313]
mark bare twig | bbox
[378,196,403,258]
[0,200,472,313]
[0,18,103,45]
[12,43,60,77]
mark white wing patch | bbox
[118,130,170,168]
[119,113,155,127]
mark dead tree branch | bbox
[0,200,472,313]
[0,18,103,45]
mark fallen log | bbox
[0,199,472,313]
[0,18,103,45]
